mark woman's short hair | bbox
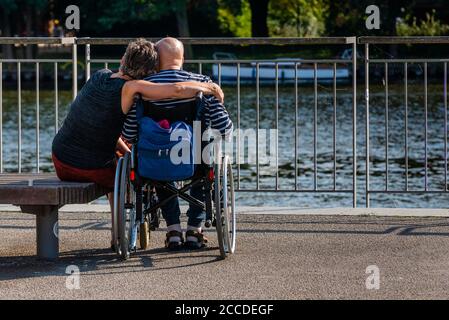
[120,38,158,79]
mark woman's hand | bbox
[205,82,224,104]
[116,137,131,156]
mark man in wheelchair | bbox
[122,37,233,251]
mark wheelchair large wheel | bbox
[223,156,236,254]
[112,157,124,254]
[117,152,137,260]
[214,155,236,259]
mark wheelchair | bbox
[113,93,236,260]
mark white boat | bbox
[211,52,350,84]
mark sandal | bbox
[184,230,208,250]
[165,230,184,251]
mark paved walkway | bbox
[1,210,449,299]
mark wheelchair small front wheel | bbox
[139,219,150,250]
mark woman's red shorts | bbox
[52,154,116,190]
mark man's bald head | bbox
[155,37,184,70]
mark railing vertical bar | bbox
[0,62,2,173]
[385,62,389,191]
[275,63,279,190]
[104,62,108,69]
[72,41,78,101]
[404,62,409,191]
[333,63,337,191]
[445,62,448,191]
[237,63,241,190]
[424,62,428,191]
[218,63,222,87]
[352,41,357,208]
[198,63,202,75]
[365,44,370,208]
[314,63,318,191]
[294,62,299,190]
[54,62,59,134]
[85,43,91,82]
[17,62,22,173]
[256,63,260,190]
[36,62,40,173]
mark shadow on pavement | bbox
[0,246,222,281]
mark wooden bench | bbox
[0,174,108,260]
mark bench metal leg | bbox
[21,205,59,260]
[36,206,59,260]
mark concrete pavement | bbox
[1,210,449,299]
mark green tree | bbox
[0,0,17,58]
[217,0,251,37]
[268,0,329,37]
[137,0,193,57]
[0,0,47,58]
[218,0,270,37]
[396,10,449,36]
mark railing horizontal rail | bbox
[233,190,354,193]
[5,36,449,45]
[90,58,352,64]
[369,58,449,63]
[368,191,449,194]
[359,36,449,44]
[78,37,356,46]
[0,37,67,45]
[0,59,72,63]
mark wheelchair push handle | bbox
[195,92,205,120]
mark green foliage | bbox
[0,0,47,12]
[396,10,449,36]
[24,0,47,9]
[135,0,190,20]
[0,0,18,12]
[268,0,329,37]
[85,0,184,33]
[94,0,145,32]
[217,0,251,37]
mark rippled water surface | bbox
[2,81,449,208]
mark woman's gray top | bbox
[52,69,127,169]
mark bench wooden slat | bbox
[0,174,108,205]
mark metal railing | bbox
[1,37,358,206]
[359,36,449,207]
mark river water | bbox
[1,82,449,208]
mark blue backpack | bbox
[137,116,196,181]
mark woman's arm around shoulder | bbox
[121,80,224,114]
